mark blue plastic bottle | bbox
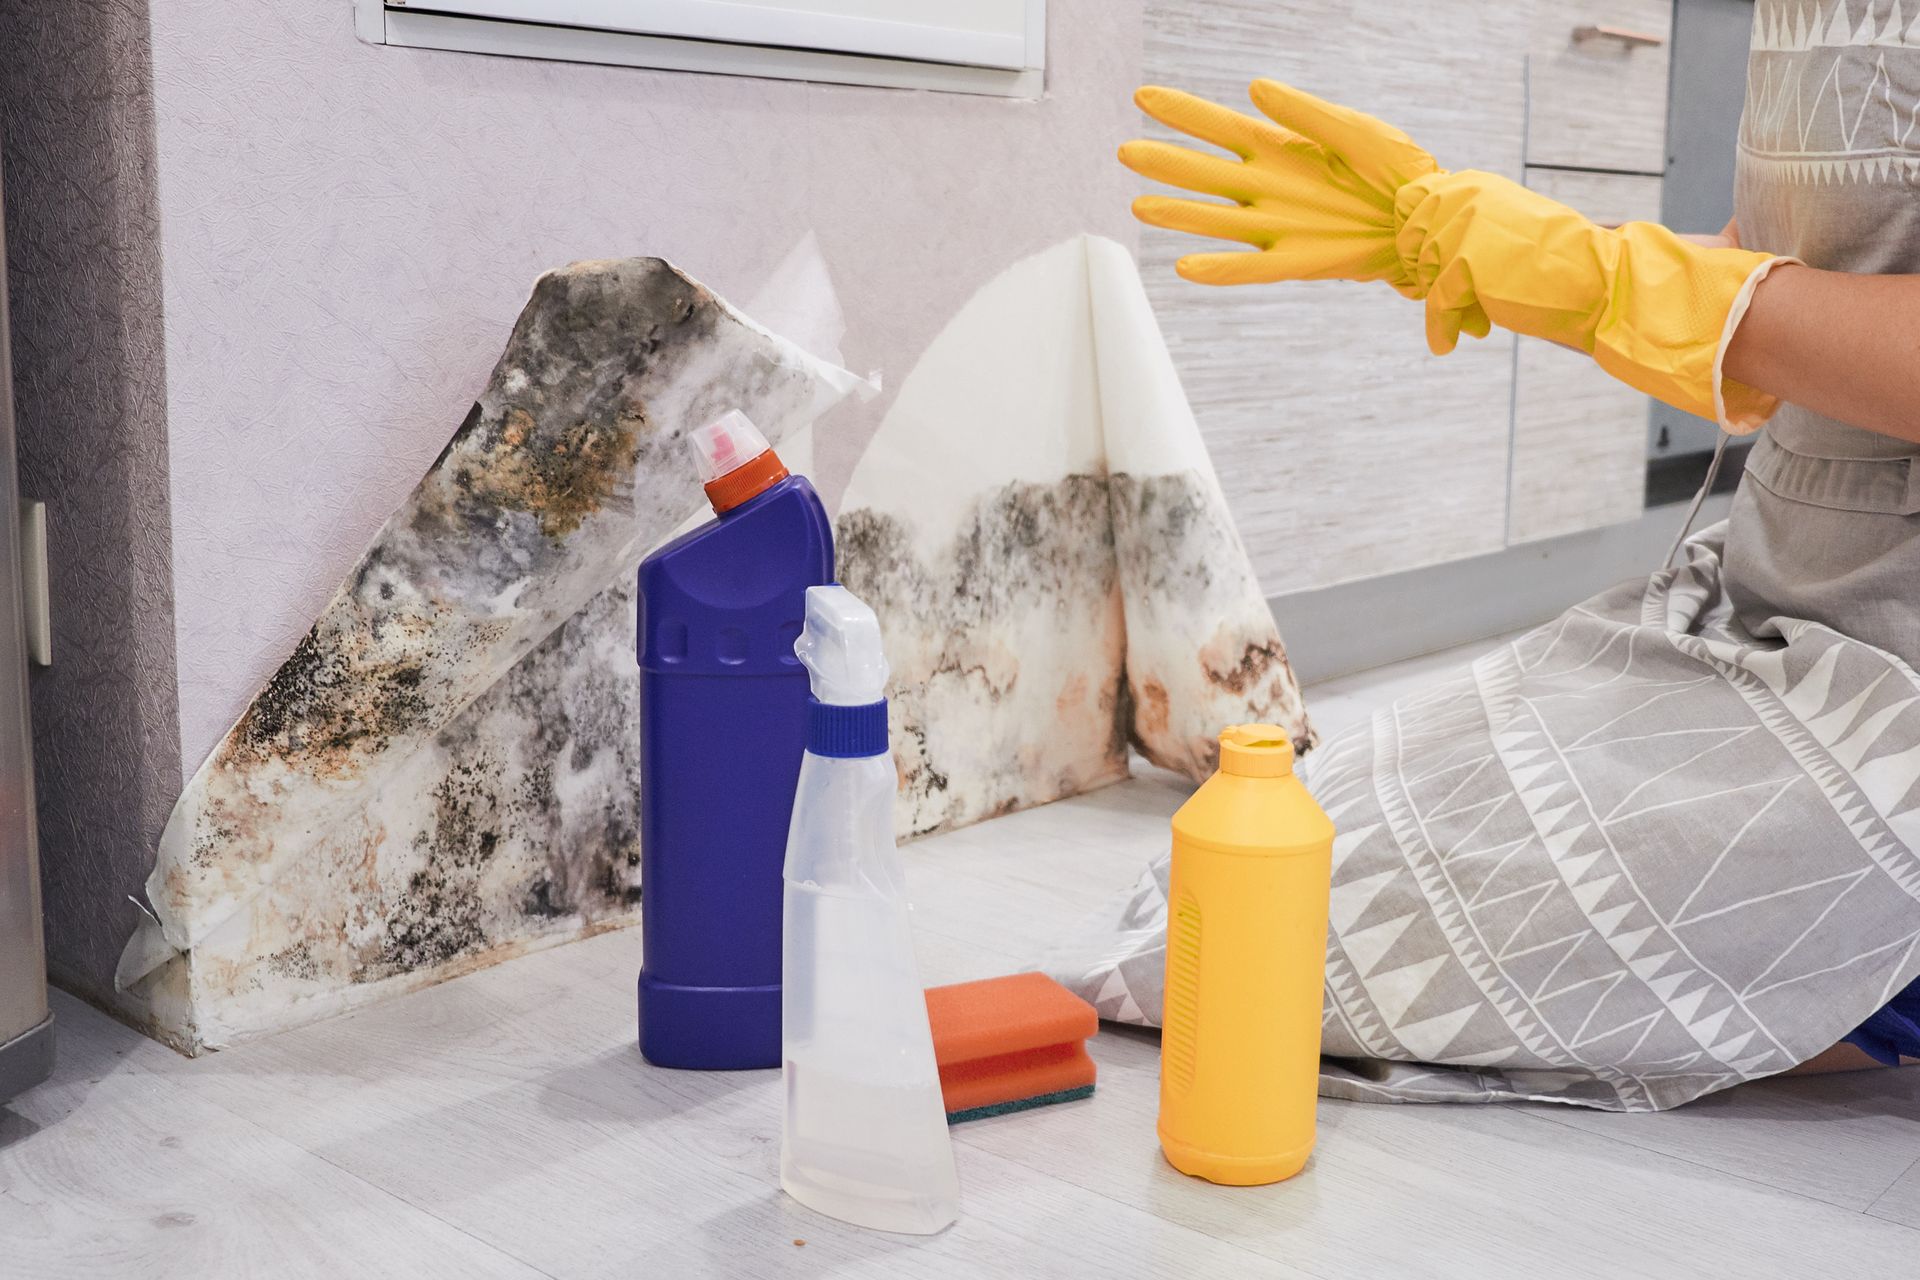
[637,411,834,1069]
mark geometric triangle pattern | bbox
[1742,0,1920,185]
[1044,526,1920,1111]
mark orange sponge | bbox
[924,972,1098,1124]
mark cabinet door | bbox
[1526,0,1674,173]
[0,160,48,1053]
[1142,0,1530,594]
[1507,169,1662,546]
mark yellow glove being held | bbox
[1121,79,1791,433]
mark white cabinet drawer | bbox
[1526,0,1673,173]
[1142,0,1532,593]
[1507,168,1662,545]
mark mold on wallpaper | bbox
[115,259,861,1050]
[838,479,1132,837]
[9,0,1152,1044]
[836,236,1313,839]
[1088,237,1317,780]
[143,0,1140,769]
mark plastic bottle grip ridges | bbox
[1163,892,1202,1097]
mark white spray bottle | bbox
[779,585,960,1235]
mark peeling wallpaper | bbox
[145,0,1144,768]
[834,236,1313,840]
[116,259,852,1049]
[0,0,1145,1006]
[0,0,185,999]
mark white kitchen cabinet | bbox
[1525,0,1675,174]
[1141,0,1531,594]
[1141,0,1674,592]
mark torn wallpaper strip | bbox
[116,259,863,1051]
[111,241,1305,1051]
[836,235,1312,839]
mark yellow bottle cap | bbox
[1217,724,1295,778]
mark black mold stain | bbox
[1109,472,1219,599]
[1204,637,1288,697]
[522,878,566,918]
[187,805,240,872]
[837,475,1121,837]
[495,581,640,917]
[411,261,718,568]
[371,758,501,977]
[838,468,1313,831]
[449,409,642,541]
[264,942,318,982]
[1113,470,1315,763]
[1202,636,1313,752]
[222,624,431,775]
[347,580,641,986]
[222,260,743,792]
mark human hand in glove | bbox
[1120,80,1791,433]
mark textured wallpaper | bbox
[0,0,184,1001]
[145,0,1142,768]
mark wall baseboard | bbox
[1271,494,1734,686]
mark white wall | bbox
[146,0,1142,767]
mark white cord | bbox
[1662,431,1730,570]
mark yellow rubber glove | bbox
[1121,80,1790,432]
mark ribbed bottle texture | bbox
[1162,893,1202,1097]
[805,698,888,759]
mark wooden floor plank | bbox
[15,634,1918,1278]
[1868,1155,1920,1230]
[134,936,1308,1280]
[959,1021,1920,1280]
[1525,1067,1920,1211]
[0,992,547,1280]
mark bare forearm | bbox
[1723,264,1920,443]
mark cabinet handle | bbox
[1572,24,1666,48]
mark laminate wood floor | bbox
[7,640,1920,1279]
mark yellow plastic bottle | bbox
[1158,724,1334,1186]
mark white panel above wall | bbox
[1141,0,1532,595]
[356,0,1047,96]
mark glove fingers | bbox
[1133,195,1277,247]
[1134,84,1308,161]
[1174,251,1301,286]
[1422,256,1488,353]
[1423,298,1493,355]
[1176,236,1399,286]
[1119,139,1275,203]
[1267,234,1404,281]
[1248,78,1434,189]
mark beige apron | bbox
[1727,0,1920,663]
[1045,2,1920,1110]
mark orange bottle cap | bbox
[1217,724,1295,777]
[703,450,787,514]
[690,410,789,514]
